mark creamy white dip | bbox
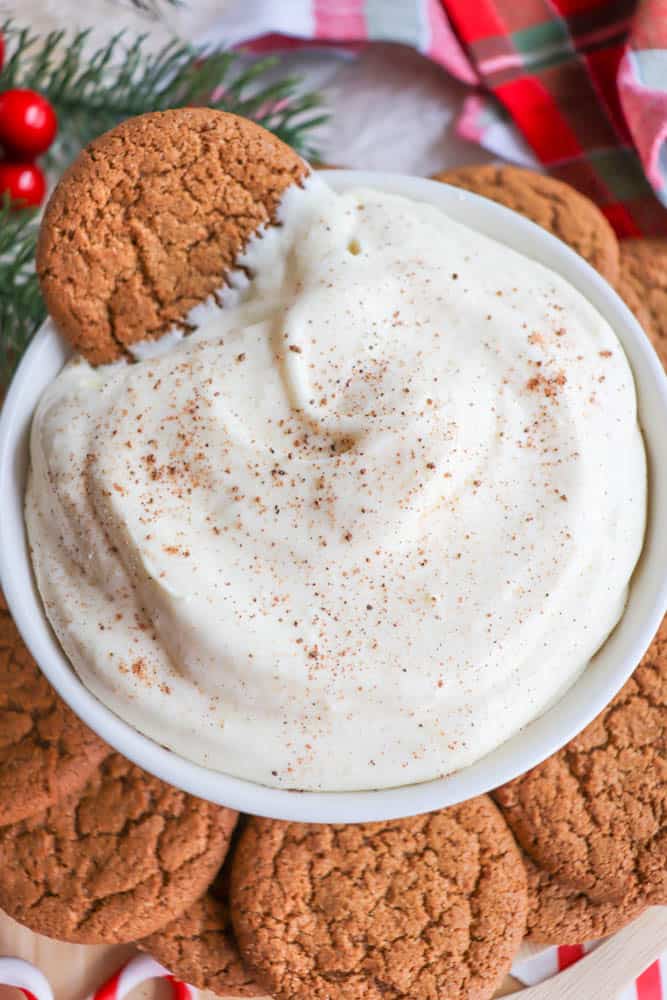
[26,179,646,790]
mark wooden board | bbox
[0,909,523,998]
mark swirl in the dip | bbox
[26,181,646,790]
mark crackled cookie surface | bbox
[0,590,108,827]
[230,798,527,1000]
[37,108,308,363]
[523,853,646,944]
[617,238,667,364]
[495,616,667,905]
[140,864,262,997]
[0,753,237,942]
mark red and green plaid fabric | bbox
[446,0,667,236]
[237,0,667,235]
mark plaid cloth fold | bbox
[446,0,667,235]
[233,0,667,236]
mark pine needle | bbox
[0,20,327,385]
[0,200,42,385]
[124,0,182,13]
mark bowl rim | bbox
[3,168,667,822]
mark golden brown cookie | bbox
[139,859,262,998]
[495,616,667,905]
[617,238,667,365]
[230,797,527,1000]
[432,164,619,284]
[0,752,237,943]
[0,590,109,826]
[523,854,646,944]
[37,109,309,365]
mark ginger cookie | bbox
[0,590,108,826]
[37,108,309,365]
[616,238,667,365]
[523,854,645,944]
[230,796,527,1000]
[0,752,237,943]
[495,616,667,905]
[139,878,262,998]
[432,164,619,284]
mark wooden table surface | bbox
[0,909,523,998]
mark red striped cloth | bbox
[444,0,667,236]
[512,940,666,997]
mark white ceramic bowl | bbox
[2,170,667,823]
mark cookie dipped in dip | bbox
[27,113,646,791]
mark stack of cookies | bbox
[1,115,665,1000]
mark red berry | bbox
[0,161,46,207]
[0,89,57,157]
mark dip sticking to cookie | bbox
[26,109,646,792]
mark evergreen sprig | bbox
[0,21,327,384]
[0,200,42,385]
